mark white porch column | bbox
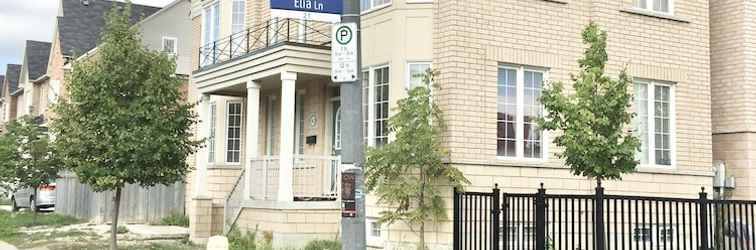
[277,71,297,202]
[194,94,211,198]
[244,81,261,199]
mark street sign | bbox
[331,23,358,83]
[270,0,342,23]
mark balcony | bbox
[198,18,331,70]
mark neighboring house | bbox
[0,74,5,132]
[51,0,193,224]
[2,64,22,126]
[16,41,53,123]
[710,0,756,200]
[186,0,720,249]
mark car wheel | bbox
[11,198,18,212]
[30,198,37,212]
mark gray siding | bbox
[138,0,193,75]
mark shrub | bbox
[158,212,189,227]
[303,240,341,250]
[227,225,271,250]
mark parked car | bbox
[11,183,56,212]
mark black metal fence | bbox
[198,18,331,69]
[454,184,756,250]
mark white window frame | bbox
[201,1,221,66]
[161,36,178,55]
[266,96,276,155]
[406,0,432,3]
[633,0,674,15]
[364,64,390,148]
[634,79,676,169]
[366,217,384,247]
[231,0,246,34]
[208,102,217,163]
[225,100,243,164]
[496,64,549,161]
[406,61,432,90]
[294,90,305,156]
[47,80,60,105]
[361,0,392,14]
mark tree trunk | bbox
[418,222,426,250]
[32,186,38,226]
[110,187,122,250]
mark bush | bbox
[227,226,272,250]
[158,212,189,227]
[303,240,341,250]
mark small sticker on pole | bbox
[332,23,358,83]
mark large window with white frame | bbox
[162,37,177,56]
[633,79,675,167]
[361,0,391,12]
[366,217,384,246]
[208,102,217,163]
[407,62,431,90]
[633,0,673,14]
[362,70,370,145]
[232,0,246,33]
[295,93,305,155]
[496,65,547,159]
[226,101,243,163]
[363,66,390,147]
[201,2,220,66]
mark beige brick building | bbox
[187,0,756,249]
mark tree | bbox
[52,4,200,250]
[538,22,641,186]
[364,70,469,250]
[0,116,60,222]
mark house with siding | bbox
[15,40,53,123]
[2,64,22,127]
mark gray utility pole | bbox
[339,0,366,248]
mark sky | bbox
[0,0,175,75]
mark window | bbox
[659,227,674,242]
[634,227,652,242]
[162,37,177,55]
[201,2,220,66]
[295,93,305,155]
[226,102,243,163]
[497,65,546,159]
[362,70,370,145]
[232,0,246,34]
[208,103,217,163]
[47,80,60,105]
[374,67,390,147]
[634,80,674,167]
[361,0,391,12]
[634,0,672,14]
[334,107,342,150]
[266,97,276,155]
[366,218,383,246]
[406,62,431,90]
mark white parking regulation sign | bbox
[332,23,358,83]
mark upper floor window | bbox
[634,0,672,14]
[202,2,220,47]
[162,37,177,55]
[232,0,246,33]
[361,0,391,12]
[496,65,546,159]
[633,79,675,167]
[406,62,431,90]
[362,66,390,147]
[226,101,243,163]
[208,102,217,163]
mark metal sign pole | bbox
[339,0,365,248]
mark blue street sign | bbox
[270,0,343,15]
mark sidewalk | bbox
[0,241,17,250]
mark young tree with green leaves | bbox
[365,71,469,250]
[538,22,641,186]
[52,4,200,250]
[0,116,60,222]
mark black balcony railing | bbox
[198,18,332,69]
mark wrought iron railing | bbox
[223,167,244,234]
[198,18,332,69]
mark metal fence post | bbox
[453,187,461,250]
[502,192,509,250]
[492,184,500,250]
[699,187,709,250]
[535,183,546,250]
[595,181,606,250]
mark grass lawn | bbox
[0,210,201,250]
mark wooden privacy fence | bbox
[454,184,756,250]
[55,172,185,224]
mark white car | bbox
[11,183,56,212]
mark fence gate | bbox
[454,184,756,250]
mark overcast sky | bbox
[0,0,175,75]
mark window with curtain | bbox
[232,0,246,33]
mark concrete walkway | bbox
[0,240,17,250]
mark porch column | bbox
[194,94,211,198]
[277,71,297,202]
[245,81,261,199]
